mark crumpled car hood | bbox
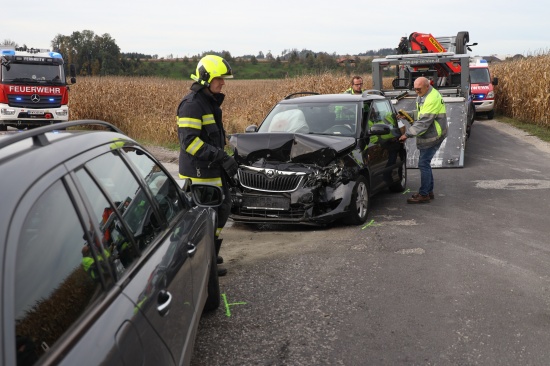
[229,133,356,166]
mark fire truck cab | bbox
[0,47,76,130]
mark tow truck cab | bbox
[469,57,498,119]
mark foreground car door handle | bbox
[187,242,197,257]
[157,290,172,316]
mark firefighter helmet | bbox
[191,55,233,86]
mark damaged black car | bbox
[228,92,407,226]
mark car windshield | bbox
[470,68,491,84]
[258,102,358,136]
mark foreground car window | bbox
[75,168,138,277]
[121,147,185,222]
[14,180,104,365]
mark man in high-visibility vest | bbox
[343,75,365,95]
[398,77,447,203]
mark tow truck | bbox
[372,32,476,168]
[0,46,76,130]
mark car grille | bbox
[238,168,306,192]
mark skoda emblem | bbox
[31,94,40,103]
[265,169,275,178]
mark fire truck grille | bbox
[8,95,62,109]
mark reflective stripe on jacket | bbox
[406,86,448,149]
[177,83,226,183]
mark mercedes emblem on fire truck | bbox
[31,94,41,103]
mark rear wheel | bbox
[203,244,220,312]
[348,176,370,225]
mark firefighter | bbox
[343,75,365,95]
[398,76,448,203]
[176,55,237,276]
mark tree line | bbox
[2,30,397,79]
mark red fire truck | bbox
[0,46,76,130]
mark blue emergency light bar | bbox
[48,52,62,59]
[1,49,16,56]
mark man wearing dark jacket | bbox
[177,55,237,276]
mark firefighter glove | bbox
[221,155,239,178]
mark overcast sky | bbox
[2,0,548,59]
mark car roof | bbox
[0,120,140,238]
[277,92,387,105]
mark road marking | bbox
[402,188,411,195]
[222,293,247,317]
[474,179,550,190]
[396,248,425,255]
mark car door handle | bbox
[187,242,197,257]
[157,290,172,316]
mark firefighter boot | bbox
[215,238,223,264]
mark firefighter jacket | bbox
[177,83,227,186]
[405,86,448,149]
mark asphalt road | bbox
[173,119,550,366]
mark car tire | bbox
[389,163,407,192]
[348,176,370,225]
[203,245,220,312]
[487,110,494,120]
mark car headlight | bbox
[487,91,494,99]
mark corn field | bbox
[490,53,550,127]
[69,54,549,146]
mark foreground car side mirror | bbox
[369,124,391,135]
[178,179,224,207]
[190,184,224,207]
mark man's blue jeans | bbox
[417,142,442,196]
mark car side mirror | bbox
[369,124,391,135]
[190,184,224,207]
[492,77,498,86]
[245,125,258,133]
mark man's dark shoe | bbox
[412,192,434,200]
[217,266,227,277]
[217,256,223,264]
[407,194,431,204]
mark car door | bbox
[70,146,196,365]
[118,146,207,365]
[3,166,174,366]
[363,99,403,192]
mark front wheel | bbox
[487,110,494,120]
[348,176,370,225]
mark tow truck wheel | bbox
[348,176,370,225]
[456,31,469,54]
